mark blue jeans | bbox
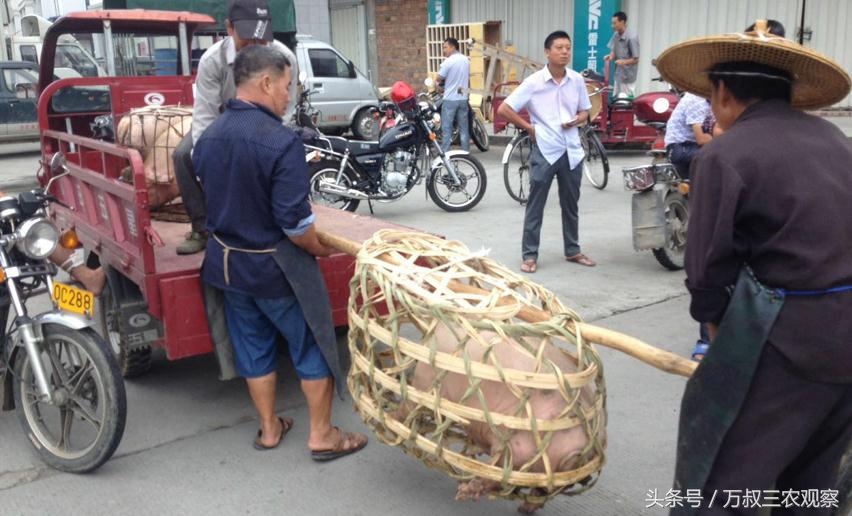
[441,99,470,152]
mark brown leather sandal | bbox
[253,416,294,451]
[520,259,537,273]
[310,427,368,462]
[565,253,596,267]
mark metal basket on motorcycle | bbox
[347,230,607,510]
[622,164,681,191]
[390,81,420,115]
[114,105,192,209]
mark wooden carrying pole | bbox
[317,228,698,379]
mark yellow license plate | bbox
[52,281,95,317]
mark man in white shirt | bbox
[437,37,470,152]
[173,0,298,255]
[497,30,595,273]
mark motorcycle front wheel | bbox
[13,324,127,473]
[652,191,689,270]
[308,160,361,212]
[427,154,487,212]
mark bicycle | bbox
[502,125,610,205]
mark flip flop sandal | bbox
[565,253,596,267]
[310,427,368,462]
[253,416,294,451]
[520,259,537,273]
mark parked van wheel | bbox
[352,108,379,140]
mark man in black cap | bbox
[173,0,298,255]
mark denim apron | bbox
[203,236,345,399]
[672,266,852,515]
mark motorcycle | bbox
[303,81,487,213]
[621,124,689,270]
[0,152,127,472]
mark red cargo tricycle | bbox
[31,10,389,378]
[583,64,680,149]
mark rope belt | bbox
[779,285,852,296]
[211,233,276,286]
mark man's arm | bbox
[497,79,535,139]
[684,152,745,325]
[692,124,713,146]
[288,223,333,257]
[192,50,225,145]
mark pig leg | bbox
[518,496,545,514]
[455,478,501,502]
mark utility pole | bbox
[0,0,8,60]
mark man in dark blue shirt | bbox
[194,45,367,458]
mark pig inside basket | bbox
[114,105,192,208]
[355,314,607,497]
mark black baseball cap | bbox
[228,0,273,42]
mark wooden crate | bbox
[426,21,502,95]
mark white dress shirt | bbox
[505,66,592,167]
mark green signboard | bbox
[428,0,450,24]
[572,0,621,73]
[102,0,297,34]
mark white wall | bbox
[450,0,573,65]
[294,0,331,42]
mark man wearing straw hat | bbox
[655,20,852,514]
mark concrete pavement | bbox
[0,146,695,515]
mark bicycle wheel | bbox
[502,132,532,204]
[581,129,609,190]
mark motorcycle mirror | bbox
[45,152,70,195]
[49,152,67,174]
[298,71,308,85]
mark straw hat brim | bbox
[656,34,851,110]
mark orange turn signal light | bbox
[428,132,437,141]
[678,183,690,196]
[60,229,81,249]
[0,268,6,283]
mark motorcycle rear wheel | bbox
[471,116,490,152]
[652,191,688,270]
[13,324,127,473]
[309,160,361,213]
[427,154,487,212]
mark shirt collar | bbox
[226,98,282,121]
[543,65,571,84]
[617,28,630,40]
[734,98,792,126]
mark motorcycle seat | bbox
[582,69,606,83]
[325,136,381,156]
[611,98,634,109]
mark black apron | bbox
[202,237,345,399]
[672,267,785,514]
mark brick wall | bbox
[375,0,428,88]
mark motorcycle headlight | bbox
[432,113,441,126]
[16,218,59,260]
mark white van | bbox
[8,14,104,79]
[294,34,379,139]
